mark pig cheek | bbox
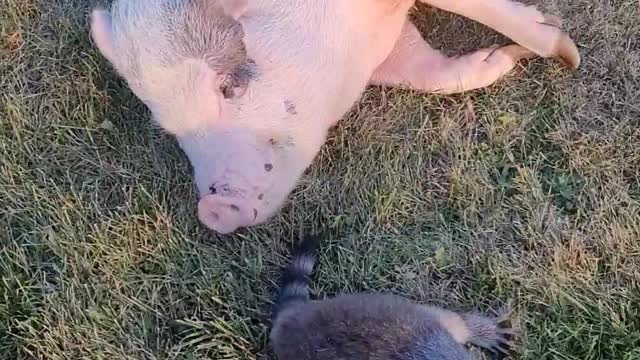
[254,180,290,224]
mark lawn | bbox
[1,0,639,359]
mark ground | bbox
[1,0,639,359]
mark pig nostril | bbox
[209,212,220,222]
[229,204,240,212]
[253,208,258,220]
[264,163,273,172]
[258,193,264,200]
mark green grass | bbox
[2,0,639,359]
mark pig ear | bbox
[220,0,249,20]
[90,7,117,63]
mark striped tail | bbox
[272,234,322,321]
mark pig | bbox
[89,0,580,234]
[270,233,517,359]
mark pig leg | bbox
[417,0,580,69]
[370,21,536,94]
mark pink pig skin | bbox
[90,0,580,234]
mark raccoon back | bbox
[270,293,470,360]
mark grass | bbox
[1,0,639,359]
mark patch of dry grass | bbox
[1,0,639,359]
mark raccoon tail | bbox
[271,234,322,321]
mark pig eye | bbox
[219,72,250,99]
[220,83,234,99]
[220,76,235,99]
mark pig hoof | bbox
[538,14,581,70]
[553,33,581,70]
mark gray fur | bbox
[272,236,320,320]
[271,236,516,359]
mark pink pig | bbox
[90,0,580,234]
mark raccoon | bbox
[270,235,516,359]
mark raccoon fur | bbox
[270,234,516,359]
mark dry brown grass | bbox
[1,0,639,359]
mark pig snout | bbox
[197,194,257,234]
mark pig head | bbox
[90,0,341,234]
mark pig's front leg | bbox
[370,21,536,94]
[417,0,580,69]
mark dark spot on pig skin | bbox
[258,193,264,200]
[209,185,217,194]
[253,208,258,220]
[241,59,259,80]
[284,100,297,115]
[230,59,258,84]
[264,163,273,172]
